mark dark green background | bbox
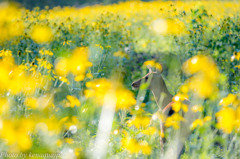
[1,0,152,9]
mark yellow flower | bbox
[231,52,240,61]
[151,19,186,35]
[86,73,93,79]
[39,50,53,56]
[159,131,165,138]
[172,101,188,112]
[187,76,216,98]
[235,106,240,132]
[115,88,136,110]
[121,137,140,154]
[35,116,61,136]
[55,58,69,76]
[0,98,9,114]
[203,116,212,122]
[139,141,151,155]
[216,107,235,134]
[0,119,34,152]
[121,137,151,155]
[66,95,81,107]
[219,94,237,107]
[183,55,219,82]
[85,78,136,110]
[127,116,151,129]
[191,105,204,112]
[165,113,184,129]
[141,126,157,135]
[30,25,53,43]
[113,51,129,59]
[54,47,92,82]
[0,49,12,57]
[191,119,204,130]
[25,97,38,109]
[143,60,162,71]
[64,138,74,144]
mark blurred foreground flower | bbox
[182,55,220,98]
[191,116,211,130]
[0,55,47,95]
[55,47,92,82]
[151,19,186,35]
[121,137,151,155]
[216,94,240,133]
[143,60,162,71]
[127,116,151,129]
[0,119,34,152]
[30,25,53,44]
[165,113,184,129]
[85,78,136,110]
[0,3,24,43]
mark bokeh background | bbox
[0,0,239,159]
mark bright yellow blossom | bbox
[121,137,151,155]
[0,119,34,152]
[127,116,151,129]
[143,60,162,71]
[216,107,235,134]
[231,52,240,61]
[172,101,188,112]
[0,98,9,115]
[121,137,140,154]
[30,25,53,43]
[66,95,81,108]
[219,94,238,107]
[151,18,186,35]
[39,50,54,56]
[85,78,136,110]
[165,113,184,129]
[191,105,204,112]
[55,47,92,82]
[141,126,157,135]
[0,49,12,56]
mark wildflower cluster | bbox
[55,47,92,82]
[85,78,136,110]
[216,94,240,133]
[0,0,239,158]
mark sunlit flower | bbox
[219,94,237,107]
[121,137,151,155]
[113,51,129,59]
[191,105,204,112]
[141,126,157,135]
[0,49,12,57]
[121,137,140,154]
[55,47,92,82]
[66,95,81,108]
[139,141,151,155]
[151,19,185,35]
[172,101,188,112]
[0,119,34,152]
[231,52,240,61]
[30,25,53,43]
[165,113,184,129]
[127,116,151,129]
[85,78,136,110]
[216,107,235,133]
[191,119,204,130]
[39,50,54,56]
[143,60,162,71]
[0,98,9,114]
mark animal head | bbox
[131,66,164,90]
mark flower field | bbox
[0,1,240,158]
